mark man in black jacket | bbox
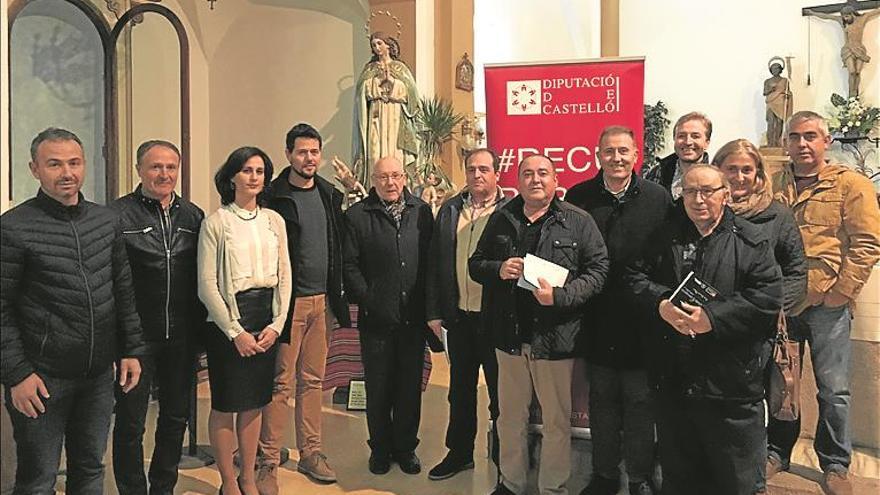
[626,165,782,495]
[642,112,712,200]
[258,123,351,491]
[110,140,205,495]
[426,148,508,480]
[565,126,671,495]
[1,128,145,494]
[343,156,433,476]
[470,155,609,495]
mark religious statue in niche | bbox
[805,4,880,97]
[352,13,420,188]
[764,56,794,148]
[456,52,474,92]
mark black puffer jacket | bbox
[112,187,205,348]
[1,191,145,387]
[469,196,609,360]
[268,170,351,333]
[565,173,672,368]
[343,188,433,332]
[625,208,782,402]
[742,200,806,312]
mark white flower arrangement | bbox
[827,94,879,137]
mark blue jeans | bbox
[5,367,115,495]
[767,304,852,471]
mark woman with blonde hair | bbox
[198,146,291,494]
[712,139,807,490]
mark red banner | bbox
[485,58,645,197]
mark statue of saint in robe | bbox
[352,32,420,187]
[764,58,793,148]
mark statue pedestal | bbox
[760,146,789,176]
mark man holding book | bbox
[625,164,782,494]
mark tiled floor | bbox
[107,356,593,495]
[3,355,878,494]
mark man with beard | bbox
[257,123,351,492]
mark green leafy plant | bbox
[643,100,670,169]
[416,96,464,184]
[828,93,880,137]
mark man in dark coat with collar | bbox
[565,126,671,495]
[470,154,608,495]
[425,148,509,480]
[111,140,205,495]
[642,112,712,200]
[626,164,782,495]
[1,128,145,494]
[343,156,434,476]
[257,123,352,491]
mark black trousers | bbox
[445,310,499,459]
[113,343,195,495]
[360,325,425,456]
[657,394,766,495]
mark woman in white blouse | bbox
[198,146,291,494]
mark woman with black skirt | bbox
[198,147,291,495]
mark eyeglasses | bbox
[681,185,725,199]
[372,172,405,183]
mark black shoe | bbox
[428,452,475,480]
[629,480,656,495]
[393,451,422,474]
[488,483,516,495]
[580,474,620,495]
[368,453,391,475]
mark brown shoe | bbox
[255,461,278,495]
[821,470,852,495]
[766,456,786,480]
[298,452,337,483]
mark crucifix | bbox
[802,0,880,97]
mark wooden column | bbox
[433,0,473,188]
[600,0,619,57]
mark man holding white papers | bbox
[470,155,608,495]
[625,165,782,495]
[426,148,508,480]
[565,125,671,495]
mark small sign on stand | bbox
[347,380,367,411]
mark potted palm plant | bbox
[415,95,464,188]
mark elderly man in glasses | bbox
[342,156,434,476]
[625,164,782,495]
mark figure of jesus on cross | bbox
[804,0,880,97]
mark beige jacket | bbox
[772,162,880,315]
